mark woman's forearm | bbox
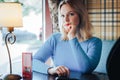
[32,59,50,74]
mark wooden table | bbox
[0,71,109,80]
[25,71,109,80]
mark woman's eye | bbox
[70,13,74,16]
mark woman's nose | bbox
[64,16,69,22]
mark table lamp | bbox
[0,2,23,79]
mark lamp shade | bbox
[0,2,23,28]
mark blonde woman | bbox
[33,0,102,77]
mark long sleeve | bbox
[32,34,56,74]
[32,59,50,74]
[69,37,102,73]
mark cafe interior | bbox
[0,0,120,80]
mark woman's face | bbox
[60,3,80,32]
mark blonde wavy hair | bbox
[58,0,93,41]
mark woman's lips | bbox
[64,24,71,31]
[65,24,70,27]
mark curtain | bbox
[85,0,120,40]
[48,0,60,32]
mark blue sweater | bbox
[33,33,102,74]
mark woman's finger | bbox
[59,66,67,76]
[54,66,70,77]
[64,66,70,76]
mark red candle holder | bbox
[22,52,32,79]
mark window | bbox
[0,0,43,74]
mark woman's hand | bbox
[48,66,70,77]
[67,24,77,40]
[64,24,76,40]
